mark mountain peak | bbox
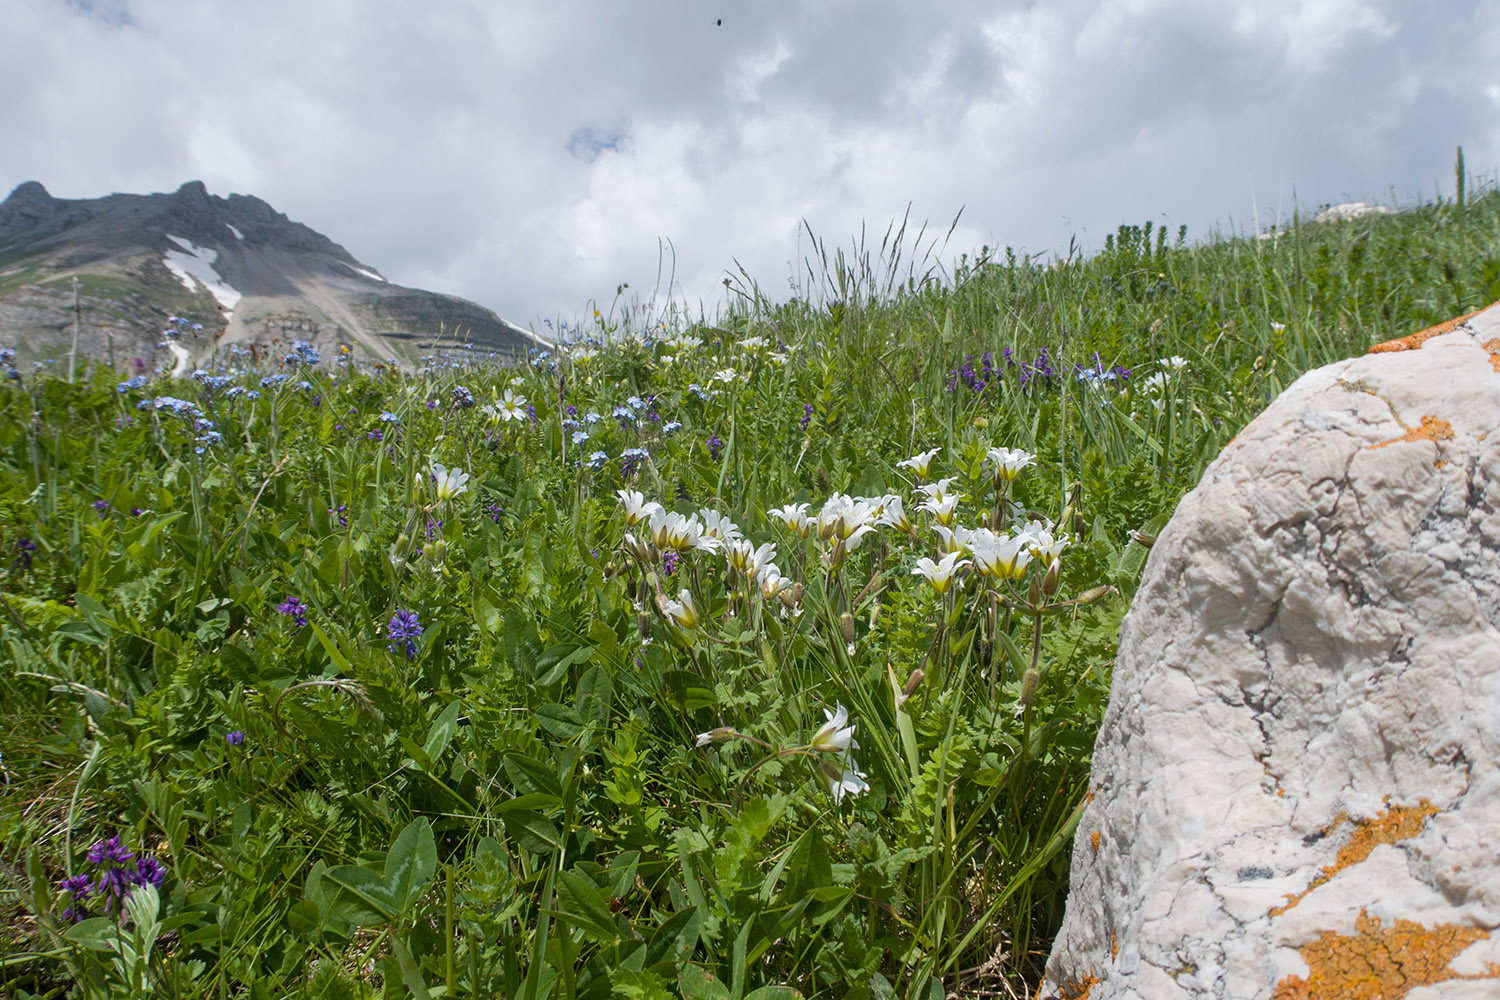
[0,180,541,370]
[174,179,211,204]
[4,180,52,206]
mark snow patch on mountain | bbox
[225,223,243,239]
[352,265,386,282]
[167,342,192,377]
[163,234,242,312]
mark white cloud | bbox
[1,0,1497,330]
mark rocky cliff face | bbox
[0,180,541,371]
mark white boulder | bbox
[1042,303,1500,998]
[1314,201,1393,224]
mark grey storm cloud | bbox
[2,0,1497,329]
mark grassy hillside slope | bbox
[1,181,1496,999]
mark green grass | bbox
[0,173,1497,1000]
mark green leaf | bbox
[609,968,673,1000]
[504,754,564,800]
[992,629,1028,675]
[385,817,438,912]
[473,585,502,638]
[286,899,322,937]
[307,622,352,673]
[55,621,106,646]
[493,792,565,814]
[422,699,463,763]
[535,702,586,741]
[62,916,121,952]
[553,869,620,944]
[780,828,832,901]
[663,670,717,712]
[678,965,730,1000]
[645,906,701,968]
[74,593,115,636]
[503,810,561,854]
[25,848,50,915]
[321,866,398,926]
[743,989,802,1000]
[390,937,433,1000]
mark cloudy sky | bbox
[3,0,1498,330]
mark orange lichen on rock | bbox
[1050,972,1101,1000]
[1090,830,1102,856]
[1274,909,1496,999]
[1485,338,1500,372]
[1269,801,1438,917]
[1367,415,1455,451]
[1368,304,1492,353]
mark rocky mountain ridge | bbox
[0,180,541,372]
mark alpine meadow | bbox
[4,166,1500,999]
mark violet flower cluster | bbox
[387,609,423,660]
[56,836,168,922]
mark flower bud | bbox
[903,668,925,698]
[1020,667,1040,708]
[839,612,856,647]
[1027,574,1042,607]
[694,727,737,747]
[979,638,993,667]
[1041,558,1062,597]
[623,532,651,562]
[638,611,652,639]
[1077,585,1114,605]
[1128,529,1156,549]
[792,582,805,605]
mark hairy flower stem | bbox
[736,745,816,799]
[991,479,1009,532]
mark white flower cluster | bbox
[619,489,794,614]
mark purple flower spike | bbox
[275,597,309,630]
[225,730,245,747]
[134,856,167,889]
[387,609,423,660]
[86,836,134,868]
